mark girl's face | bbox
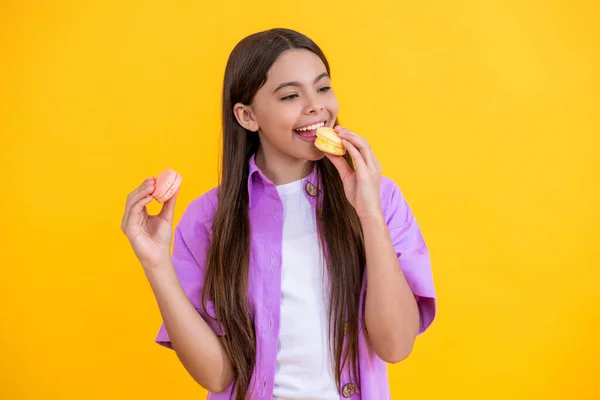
[234,49,339,165]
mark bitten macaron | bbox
[314,127,346,156]
[151,169,182,203]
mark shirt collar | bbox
[247,153,321,209]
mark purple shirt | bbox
[156,155,437,399]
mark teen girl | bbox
[122,28,436,400]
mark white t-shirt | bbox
[272,179,338,400]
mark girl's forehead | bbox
[265,50,328,83]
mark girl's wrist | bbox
[142,255,174,275]
[358,210,385,226]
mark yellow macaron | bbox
[314,127,346,156]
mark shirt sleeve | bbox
[381,177,437,334]
[155,199,225,350]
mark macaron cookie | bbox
[314,127,346,156]
[151,169,182,203]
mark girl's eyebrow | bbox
[273,72,330,93]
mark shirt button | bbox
[305,181,318,197]
[342,383,356,398]
[262,375,267,396]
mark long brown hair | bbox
[203,28,365,399]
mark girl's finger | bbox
[158,188,179,224]
[335,127,376,170]
[123,178,155,229]
[125,195,153,234]
[342,139,367,171]
[325,153,353,180]
[126,178,155,208]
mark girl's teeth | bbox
[296,122,324,132]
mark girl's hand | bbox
[325,126,383,221]
[121,177,179,270]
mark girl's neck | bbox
[254,147,314,186]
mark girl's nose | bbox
[306,103,325,114]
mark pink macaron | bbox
[151,169,182,203]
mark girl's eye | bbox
[281,93,299,101]
[281,87,331,101]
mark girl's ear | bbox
[233,103,259,132]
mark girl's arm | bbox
[361,214,420,363]
[145,264,235,392]
[325,126,423,364]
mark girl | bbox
[121,28,436,400]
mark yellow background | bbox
[1,0,598,399]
